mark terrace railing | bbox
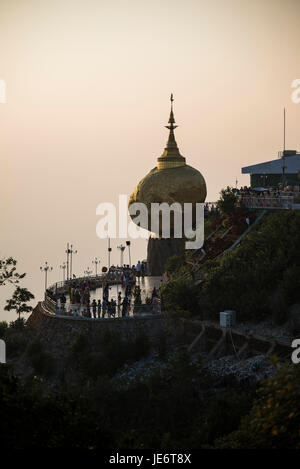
[241,196,294,209]
[44,293,57,314]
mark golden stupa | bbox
[129,95,207,236]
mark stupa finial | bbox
[157,94,186,169]
[167,93,176,127]
[164,93,178,151]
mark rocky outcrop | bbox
[206,355,277,386]
[147,237,185,276]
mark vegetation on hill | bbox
[69,329,151,380]
[216,186,239,216]
[200,211,300,324]
[162,201,300,327]
[0,346,252,449]
[1,326,299,449]
[215,361,300,449]
[1,208,300,449]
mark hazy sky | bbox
[1,0,300,320]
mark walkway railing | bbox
[241,196,294,209]
[179,210,268,284]
[43,295,163,319]
[44,293,57,314]
[226,210,267,252]
[48,271,124,295]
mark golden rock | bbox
[128,96,207,236]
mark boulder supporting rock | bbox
[147,237,185,276]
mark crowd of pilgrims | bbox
[54,262,160,319]
[203,185,299,216]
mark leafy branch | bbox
[0,257,26,287]
[4,286,35,320]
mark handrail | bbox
[44,293,57,314]
[220,225,233,239]
[226,209,267,252]
[40,301,166,321]
[241,196,294,209]
[49,300,162,318]
[47,271,124,294]
[177,210,268,283]
[189,225,222,260]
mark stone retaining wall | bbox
[27,303,169,355]
[27,304,292,362]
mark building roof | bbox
[242,153,300,175]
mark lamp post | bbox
[117,244,125,267]
[65,243,77,280]
[84,267,93,278]
[92,257,100,276]
[108,238,112,269]
[65,243,70,281]
[40,262,53,291]
[69,244,77,280]
[60,262,66,282]
[126,241,131,267]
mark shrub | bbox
[29,351,54,376]
[196,391,252,446]
[279,265,300,305]
[69,331,89,358]
[26,339,54,377]
[158,334,167,360]
[0,321,8,338]
[268,291,288,325]
[9,317,26,330]
[26,338,43,357]
[215,363,300,449]
[165,253,186,275]
[71,328,152,380]
[132,330,150,360]
[160,278,200,317]
[5,334,28,357]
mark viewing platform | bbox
[43,269,164,320]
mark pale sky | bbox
[1,0,300,320]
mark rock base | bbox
[147,237,185,276]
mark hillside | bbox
[162,210,300,334]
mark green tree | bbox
[0,257,26,286]
[217,186,238,216]
[165,253,186,275]
[160,277,199,317]
[4,286,34,320]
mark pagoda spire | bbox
[164,93,179,153]
[168,93,176,124]
[157,94,186,169]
